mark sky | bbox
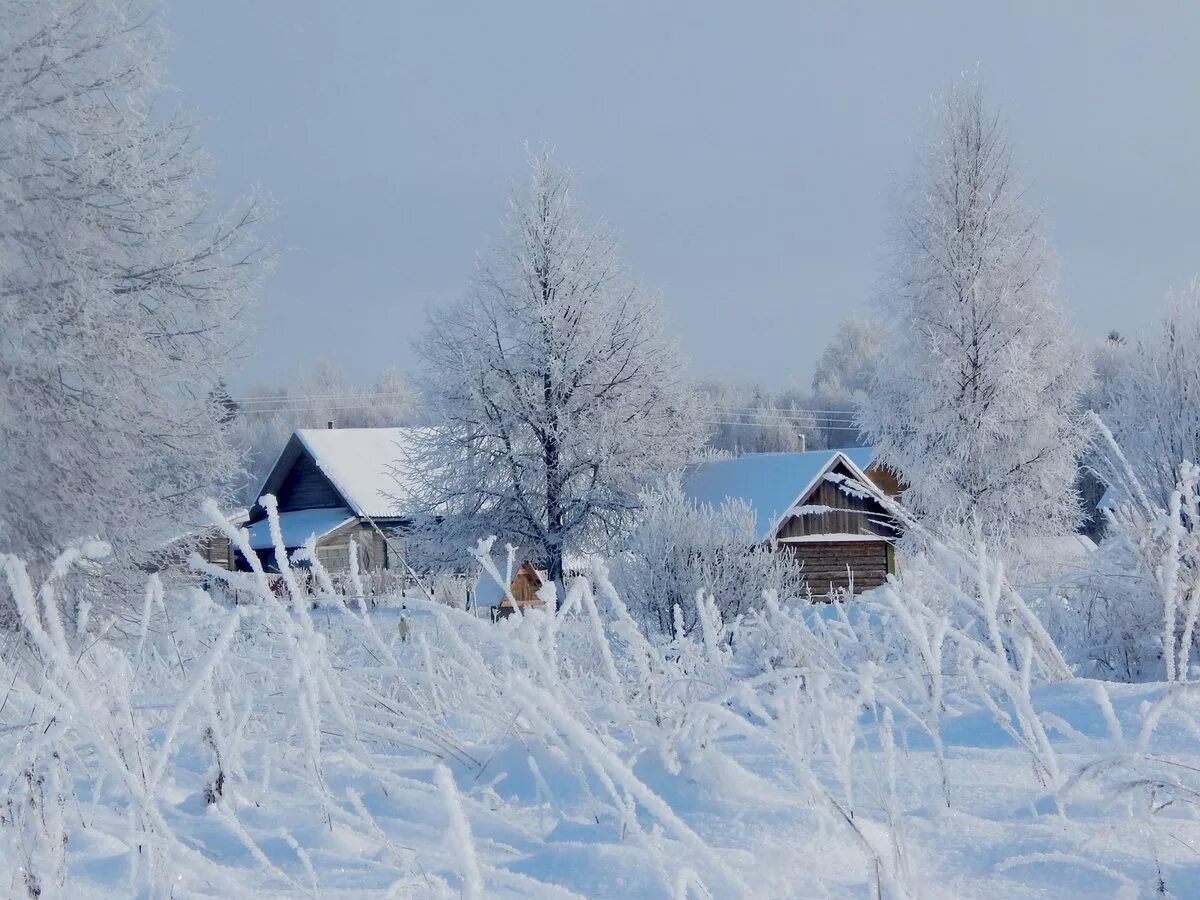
[162,1,1200,392]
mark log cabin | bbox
[236,426,421,574]
[682,447,900,594]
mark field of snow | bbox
[3,535,1199,899]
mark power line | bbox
[708,411,859,424]
[705,420,859,430]
[710,406,858,418]
[229,391,414,405]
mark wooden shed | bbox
[473,561,548,620]
[682,448,899,595]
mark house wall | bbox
[311,521,389,572]
[200,532,234,569]
[786,540,891,594]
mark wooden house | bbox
[682,448,899,594]
[472,561,548,620]
[236,426,421,574]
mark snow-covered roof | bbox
[244,507,354,550]
[473,574,509,608]
[293,427,424,519]
[681,448,879,542]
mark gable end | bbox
[773,459,895,541]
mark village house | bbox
[682,447,900,594]
[235,426,421,575]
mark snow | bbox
[243,507,353,550]
[682,448,876,541]
[778,532,890,543]
[295,427,427,519]
[10,509,1200,898]
[473,572,508,608]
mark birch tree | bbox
[0,0,269,567]
[859,80,1088,547]
[812,319,881,403]
[408,151,705,581]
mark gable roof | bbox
[254,427,424,521]
[681,448,882,542]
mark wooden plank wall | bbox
[276,453,344,512]
[789,541,890,594]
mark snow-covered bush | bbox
[1104,278,1200,509]
[613,477,803,636]
[1060,423,1200,682]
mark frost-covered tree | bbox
[859,81,1088,547]
[0,0,269,567]
[812,319,881,403]
[1083,330,1129,414]
[408,152,706,581]
[1104,282,1200,508]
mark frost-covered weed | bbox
[0,500,1198,895]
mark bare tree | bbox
[859,79,1088,548]
[407,151,706,582]
[0,0,270,567]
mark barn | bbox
[682,448,899,594]
[237,426,421,574]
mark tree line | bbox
[1,1,1192,602]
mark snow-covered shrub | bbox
[613,477,803,636]
[1063,424,1200,682]
[1103,279,1200,510]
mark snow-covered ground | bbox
[3,539,1199,899]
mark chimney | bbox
[798,433,806,452]
[327,420,334,430]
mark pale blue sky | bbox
[163,1,1200,391]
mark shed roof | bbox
[290,427,424,519]
[681,448,879,542]
[244,507,355,550]
[472,562,548,608]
